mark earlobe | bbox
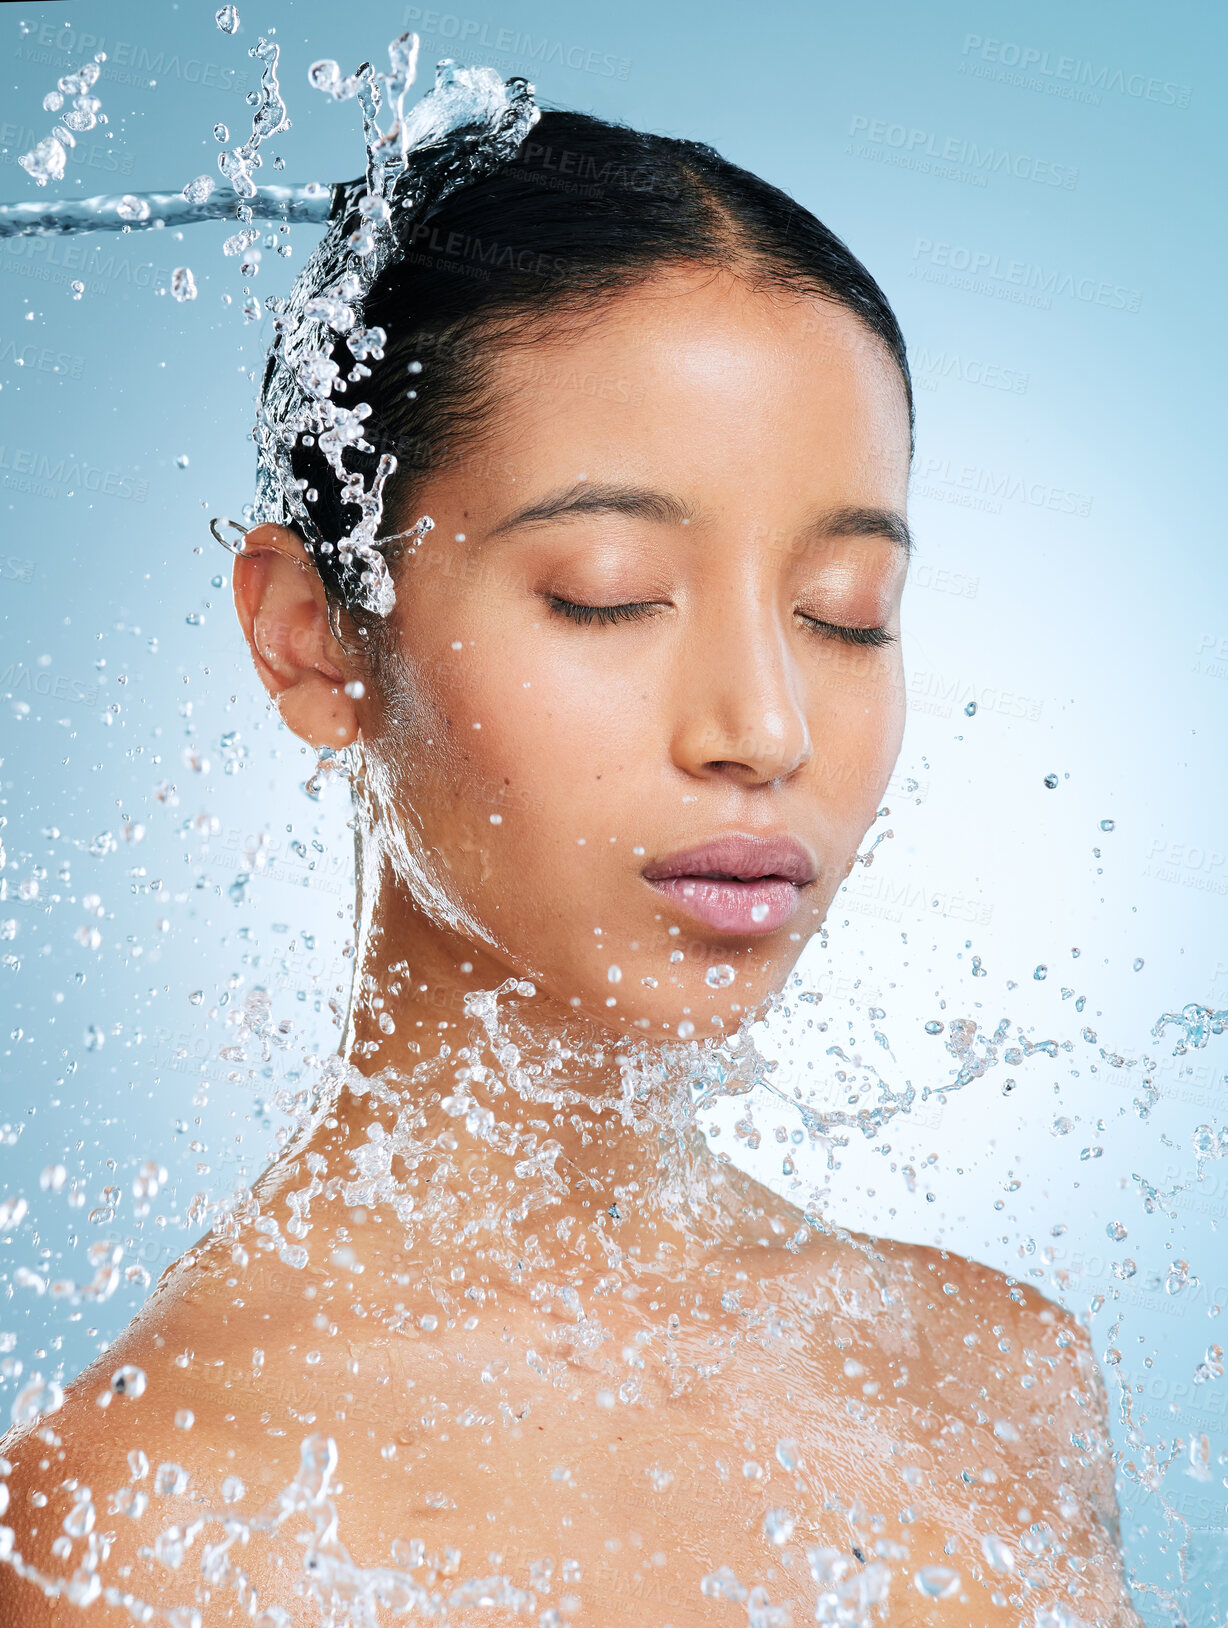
[232,523,363,749]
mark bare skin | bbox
[0,271,1140,1624]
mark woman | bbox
[0,109,1138,1625]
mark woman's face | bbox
[362,266,911,1038]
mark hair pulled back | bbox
[283,107,912,626]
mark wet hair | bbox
[286,108,912,633]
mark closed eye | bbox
[547,596,664,627]
[799,614,896,648]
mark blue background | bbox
[1,0,1225,1618]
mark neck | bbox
[337,850,762,1260]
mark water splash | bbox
[0,25,1217,1625]
[0,184,333,242]
[18,52,107,187]
[253,51,537,617]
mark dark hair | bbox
[283,108,913,630]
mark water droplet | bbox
[750,902,769,922]
[213,122,230,143]
[980,1534,1014,1572]
[174,1409,194,1430]
[70,280,84,300]
[222,1474,245,1502]
[171,267,198,303]
[1112,1257,1137,1280]
[1033,965,1047,981]
[1107,1221,1128,1241]
[18,135,68,187]
[1043,773,1059,789]
[11,1374,64,1428]
[1099,818,1115,831]
[705,963,735,989]
[182,175,215,205]
[763,1508,795,1544]
[677,1020,694,1039]
[701,1566,748,1601]
[964,700,977,716]
[215,4,240,33]
[1194,1344,1224,1384]
[914,1565,960,1598]
[607,965,622,984]
[344,679,365,698]
[110,1364,146,1398]
[63,1491,96,1538]
[924,1019,943,1035]
[154,1462,189,1497]
[1165,1259,1191,1295]
[1133,957,1144,971]
[775,1439,799,1472]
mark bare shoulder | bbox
[858,1233,1140,1621]
[0,1244,319,1624]
[860,1233,1111,1447]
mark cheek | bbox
[384,626,646,877]
[803,648,905,814]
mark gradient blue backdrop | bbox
[2,0,1225,1619]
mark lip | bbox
[641,833,817,936]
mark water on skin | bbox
[0,28,1220,1624]
[0,986,1145,1624]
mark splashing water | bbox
[0,26,1223,1628]
[253,49,537,617]
[4,953,1215,1621]
[0,184,333,240]
[18,52,107,187]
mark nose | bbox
[669,599,812,787]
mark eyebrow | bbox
[811,505,914,555]
[489,481,697,534]
[488,484,912,554]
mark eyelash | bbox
[546,596,895,648]
[799,616,896,649]
[547,596,661,626]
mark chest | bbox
[324,1346,1021,1627]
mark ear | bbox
[232,523,362,749]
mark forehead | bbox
[473,267,911,516]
